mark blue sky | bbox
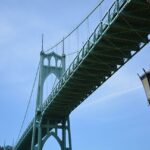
[0,0,150,150]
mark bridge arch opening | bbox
[50,56,56,66]
[43,73,59,101]
[42,133,61,150]
[57,59,62,67]
[43,58,49,66]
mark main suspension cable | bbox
[45,0,104,53]
[16,61,40,142]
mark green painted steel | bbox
[31,51,67,150]
[14,0,150,149]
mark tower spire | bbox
[42,34,44,52]
[62,37,65,55]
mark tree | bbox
[0,146,3,150]
[0,146,12,150]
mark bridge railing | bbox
[14,0,129,149]
[14,119,34,149]
[42,0,129,112]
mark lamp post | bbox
[139,69,150,105]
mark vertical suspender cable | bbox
[87,18,90,40]
[45,0,104,53]
[77,28,79,51]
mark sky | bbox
[0,0,150,150]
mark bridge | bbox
[12,0,150,149]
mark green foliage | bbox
[0,146,12,150]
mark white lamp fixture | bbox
[139,69,150,105]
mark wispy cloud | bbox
[80,85,142,109]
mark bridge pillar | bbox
[38,123,42,150]
[41,117,72,150]
[61,118,72,150]
[31,50,69,150]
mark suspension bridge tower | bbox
[31,39,72,150]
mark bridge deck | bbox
[15,0,150,149]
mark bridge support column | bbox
[31,49,67,150]
[41,117,72,150]
[38,123,42,150]
[61,118,72,150]
[31,112,43,150]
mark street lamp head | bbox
[139,69,150,105]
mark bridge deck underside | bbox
[15,0,150,149]
[44,0,150,122]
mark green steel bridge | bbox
[14,0,150,149]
